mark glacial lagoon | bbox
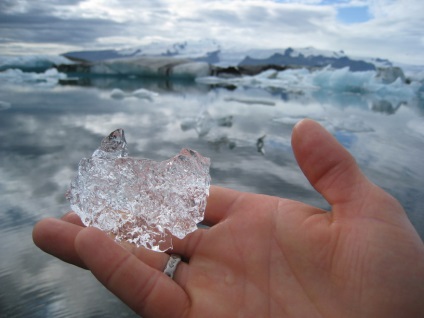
[1,71,424,317]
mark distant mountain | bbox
[61,39,391,72]
[238,48,376,72]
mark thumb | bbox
[291,119,375,212]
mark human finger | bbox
[291,119,372,211]
[32,218,86,268]
[61,211,189,272]
[61,211,85,226]
[202,185,244,226]
[75,227,190,318]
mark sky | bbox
[0,0,423,65]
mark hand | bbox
[33,119,424,318]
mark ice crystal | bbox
[66,129,211,251]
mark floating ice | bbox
[66,129,211,251]
[132,88,159,100]
[197,67,422,100]
[0,68,66,85]
[180,110,233,137]
[110,88,159,100]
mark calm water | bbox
[1,75,424,317]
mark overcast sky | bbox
[0,0,423,64]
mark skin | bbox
[33,119,424,318]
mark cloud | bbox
[0,0,423,64]
[0,14,124,44]
[0,0,126,48]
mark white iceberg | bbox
[90,56,211,78]
[181,110,233,137]
[110,87,159,100]
[0,68,67,85]
[132,88,159,100]
[197,66,423,100]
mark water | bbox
[1,75,423,317]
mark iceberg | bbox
[0,55,73,72]
[181,110,233,137]
[198,66,422,101]
[132,88,159,99]
[79,56,211,79]
[3,41,423,104]
[63,39,221,63]
[66,129,211,251]
[375,67,406,84]
[0,68,67,85]
[110,88,159,100]
[61,41,381,71]
[110,88,126,100]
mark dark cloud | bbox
[0,0,127,47]
[0,0,423,64]
[0,12,126,45]
[0,0,84,12]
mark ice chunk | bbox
[91,128,128,159]
[329,115,374,133]
[197,67,422,103]
[0,68,66,85]
[66,129,211,251]
[131,88,159,100]
[110,88,159,100]
[110,88,126,99]
[180,110,233,137]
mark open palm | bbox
[33,119,424,318]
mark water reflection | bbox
[59,75,211,95]
[0,77,423,317]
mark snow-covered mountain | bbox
[61,39,390,72]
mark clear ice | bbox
[66,129,211,251]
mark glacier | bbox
[1,41,424,104]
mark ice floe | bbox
[110,88,159,100]
[0,68,67,85]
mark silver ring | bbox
[163,254,182,279]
